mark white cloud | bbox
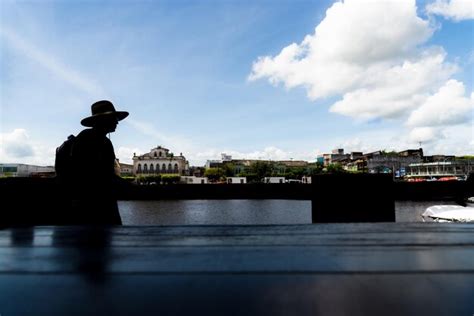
[336,126,473,156]
[429,124,474,155]
[249,0,442,105]
[249,0,471,153]
[117,146,144,164]
[329,50,457,119]
[426,0,474,21]
[190,146,319,165]
[0,129,34,159]
[407,79,473,127]
[408,126,440,143]
[192,147,293,161]
[0,129,55,165]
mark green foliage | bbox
[137,175,162,185]
[307,164,324,175]
[204,168,224,182]
[380,150,399,157]
[326,163,346,174]
[285,166,306,179]
[249,161,273,179]
[221,163,235,177]
[161,174,180,184]
[121,176,136,183]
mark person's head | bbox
[81,100,129,133]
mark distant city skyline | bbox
[1,0,473,166]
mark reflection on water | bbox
[118,200,454,225]
[119,200,311,225]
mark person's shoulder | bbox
[77,128,94,138]
[76,128,103,141]
[74,128,102,148]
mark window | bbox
[137,164,142,174]
[159,151,162,157]
[150,164,154,173]
[162,164,166,173]
[168,163,172,171]
[174,163,178,171]
[144,164,148,173]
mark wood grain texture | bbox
[1,224,473,316]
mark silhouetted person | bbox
[67,100,129,225]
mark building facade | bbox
[406,160,474,179]
[132,146,189,176]
[0,164,55,177]
[118,161,134,177]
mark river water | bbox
[118,200,458,225]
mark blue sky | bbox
[1,0,473,166]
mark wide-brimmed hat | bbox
[81,100,129,127]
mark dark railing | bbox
[1,175,470,226]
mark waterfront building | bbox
[365,151,423,175]
[326,148,424,174]
[205,160,223,169]
[0,163,55,177]
[118,161,134,177]
[227,177,247,184]
[319,149,363,167]
[133,146,189,176]
[180,176,208,184]
[406,160,474,179]
[221,153,232,162]
[319,148,347,166]
[263,177,285,184]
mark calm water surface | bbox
[118,200,458,225]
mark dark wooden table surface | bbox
[1,223,473,315]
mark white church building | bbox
[132,146,189,176]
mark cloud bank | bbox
[249,0,473,149]
[0,129,55,165]
[426,0,474,21]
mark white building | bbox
[118,161,134,176]
[180,176,208,184]
[227,177,247,184]
[0,164,55,177]
[406,161,474,179]
[263,177,285,184]
[133,146,189,176]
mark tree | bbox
[307,164,323,175]
[326,163,345,174]
[204,168,224,182]
[161,174,180,184]
[381,150,398,157]
[249,161,273,180]
[286,166,306,179]
[221,163,235,177]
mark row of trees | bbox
[128,162,348,184]
[134,174,181,185]
[204,161,346,182]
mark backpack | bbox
[55,134,76,180]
